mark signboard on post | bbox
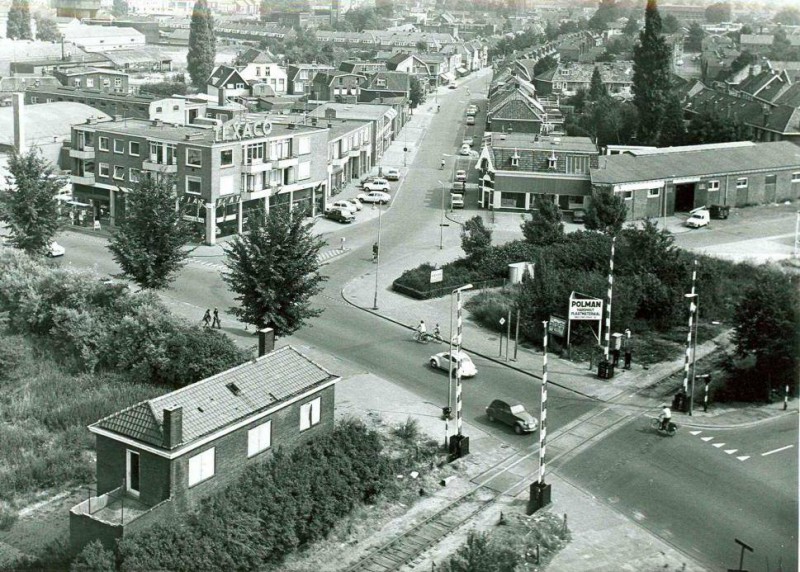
[548,316,567,337]
[568,298,603,321]
[430,269,444,284]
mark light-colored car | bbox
[685,208,710,228]
[467,105,478,115]
[330,200,358,213]
[47,241,65,257]
[345,197,363,211]
[462,136,474,147]
[466,115,475,125]
[459,144,471,156]
[429,350,477,377]
[455,169,467,182]
[451,193,464,209]
[486,399,538,434]
[357,191,391,204]
[363,178,391,192]
[384,168,400,181]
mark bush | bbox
[0,500,18,530]
[71,540,115,572]
[393,417,420,442]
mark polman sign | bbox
[569,298,603,321]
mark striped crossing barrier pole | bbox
[603,237,616,361]
[539,321,548,485]
[456,288,464,437]
[682,260,698,393]
[786,384,790,411]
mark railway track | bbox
[345,406,635,572]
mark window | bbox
[548,153,558,170]
[566,155,590,174]
[173,105,179,111]
[188,448,215,486]
[220,149,234,166]
[98,136,109,151]
[235,82,244,89]
[103,78,110,87]
[129,141,140,156]
[297,136,311,155]
[298,161,311,180]
[129,168,140,183]
[647,188,660,197]
[186,176,202,195]
[300,397,321,430]
[98,162,110,177]
[74,78,81,87]
[765,174,777,185]
[113,165,125,180]
[247,420,272,457]
[114,77,122,87]
[30,97,38,103]
[186,147,202,167]
[155,106,163,113]
[244,143,264,164]
[622,190,633,200]
[86,78,94,88]
[113,139,124,154]
[707,180,719,192]
[736,177,748,188]
[126,450,140,496]
[792,172,800,183]
[510,154,519,167]
[270,139,291,160]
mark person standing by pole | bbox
[622,329,633,370]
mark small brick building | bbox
[70,332,339,550]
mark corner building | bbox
[69,116,329,244]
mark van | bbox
[450,192,464,209]
[685,208,710,228]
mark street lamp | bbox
[372,204,383,310]
[437,178,451,250]
[684,292,699,416]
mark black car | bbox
[324,209,354,223]
[485,399,538,434]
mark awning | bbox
[456,67,469,76]
[439,71,456,82]
[495,174,591,196]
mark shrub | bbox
[0,500,18,530]
[71,540,115,572]
[393,417,420,442]
[439,531,520,572]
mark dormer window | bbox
[511,149,520,167]
[548,151,557,169]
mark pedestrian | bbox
[202,309,211,328]
[340,237,346,251]
[611,346,620,367]
[622,329,633,369]
[372,242,379,263]
[212,308,221,329]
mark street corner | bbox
[340,271,377,309]
[680,399,798,429]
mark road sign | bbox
[430,269,443,283]
[499,317,506,325]
[548,316,567,337]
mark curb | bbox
[679,408,798,430]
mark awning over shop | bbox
[439,71,456,83]
[495,174,591,196]
[456,67,469,76]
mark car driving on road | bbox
[357,191,391,204]
[459,144,471,156]
[429,351,477,377]
[485,399,538,434]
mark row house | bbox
[287,63,335,96]
[731,68,799,107]
[310,70,366,103]
[317,116,372,192]
[477,132,600,214]
[535,61,634,100]
[359,71,411,104]
[53,67,130,94]
[590,141,800,218]
[70,336,340,550]
[207,65,251,104]
[486,76,563,135]
[68,114,329,245]
[385,52,431,83]
[309,103,397,167]
[235,49,288,95]
[339,60,388,75]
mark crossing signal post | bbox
[529,320,552,514]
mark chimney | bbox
[12,93,24,153]
[162,406,183,449]
[258,327,275,357]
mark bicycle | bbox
[650,418,678,436]
[413,331,431,344]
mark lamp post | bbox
[372,204,382,310]
[684,292,699,416]
[437,178,451,250]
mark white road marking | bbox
[761,444,794,457]
[713,443,725,448]
[736,455,750,461]
[701,436,714,442]
[689,430,702,435]
[725,449,737,454]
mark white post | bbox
[603,237,616,360]
[682,260,698,393]
[794,211,799,258]
[456,288,464,437]
[539,321,548,485]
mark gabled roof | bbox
[385,51,413,67]
[237,48,277,65]
[685,85,800,135]
[735,69,792,103]
[313,70,366,86]
[362,71,410,93]
[286,63,334,81]
[208,65,247,89]
[93,346,338,449]
[591,141,800,185]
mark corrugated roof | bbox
[591,141,800,185]
[93,346,337,448]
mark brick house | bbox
[207,65,251,103]
[70,332,340,550]
[52,67,130,94]
[286,63,334,96]
[310,70,366,102]
[359,71,411,103]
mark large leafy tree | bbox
[460,215,493,265]
[223,207,326,336]
[632,0,672,145]
[533,54,557,77]
[409,76,424,109]
[187,0,216,88]
[686,108,747,144]
[521,194,564,245]
[588,0,621,32]
[733,273,799,392]
[0,148,64,255]
[112,0,129,17]
[657,93,687,147]
[6,0,31,39]
[704,2,731,24]
[34,15,61,41]
[584,189,627,235]
[686,22,704,51]
[107,175,194,290]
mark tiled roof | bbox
[238,48,277,65]
[591,141,800,185]
[93,346,337,449]
[208,65,244,88]
[774,83,800,107]
[363,71,410,93]
[685,85,800,134]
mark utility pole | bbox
[372,205,382,310]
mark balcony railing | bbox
[71,174,95,185]
[70,147,95,160]
[143,160,177,173]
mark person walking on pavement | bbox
[622,329,633,369]
[372,242,379,263]
[202,309,211,328]
[212,308,221,329]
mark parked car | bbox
[467,105,478,115]
[359,175,377,187]
[345,197,363,211]
[47,241,65,257]
[451,192,464,209]
[455,169,467,182]
[485,400,538,434]
[429,351,477,377]
[459,144,471,156]
[357,191,391,204]
[462,136,474,147]
[330,200,358,214]
[325,209,354,223]
[685,208,710,228]
[448,83,457,90]
[363,178,391,192]
[466,115,475,125]
[384,168,400,181]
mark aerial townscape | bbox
[0,0,798,569]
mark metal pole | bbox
[704,377,709,412]
[372,205,382,310]
[505,309,511,362]
[794,211,799,258]
[499,325,503,356]
[539,321,548,485]
[455,288,465,437]
[603,237,616,360]
[682,260,698,393]
[785,384,790,411]
[513,308,520,361]
[690,295,699,417]
[440,181,445,250]
[449,293,454,413]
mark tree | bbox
[34,15,61,42]
[774,7,800,26]
[223,207,326,336]
[107,175,194,290]
[0,148,64,255]
[687,108,747,144]
[139,80,188,98]
[632,0,673,145]
[187,0,216,89]
[533,54,557,77]
[545,20,559,41]
[440,532,520,572]
[460,216,492,264]
[733,273,799,393]
[6,0,31,40]
[686,22,704,51]
[661,13,679,34]
[588,66,607,101]
[588,0,620,32]
[415,40,427,53]
[584,189,627,235]
[409,76,424,109]
[728,50,756,76]
[705,2,731,24]
[112,0,129,17]
[71,540,116,572]
[657,93,686,147]
[622,16,639,36]
[521,195,564,245]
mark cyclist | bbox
[433,323,441,340]
[658,403,672,430]
[440,158,445,169]
[416,320,427,341]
